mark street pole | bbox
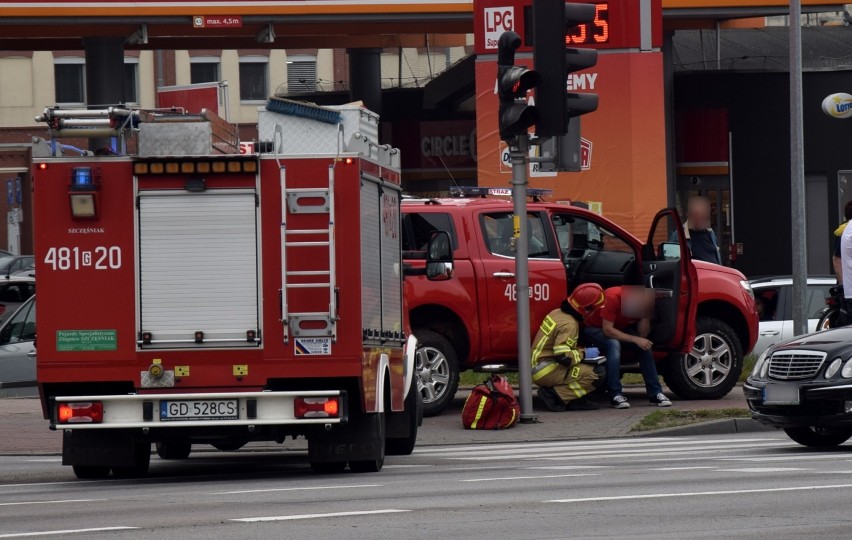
[511,133,537,424]
[790,0,808,335]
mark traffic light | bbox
[497,31,541,141]
[532,1,599,137]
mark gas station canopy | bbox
[0,0,846,51]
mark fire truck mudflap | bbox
[33,102,446,479]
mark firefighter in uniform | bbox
[531,284,606,411]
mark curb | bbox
[633,418,778,437]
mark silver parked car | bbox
[0,296,36,397]
[749,276,836,356]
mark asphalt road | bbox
[3,432,852,539]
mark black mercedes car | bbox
[745,326,852,448]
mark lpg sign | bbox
[484,6,514,50]
[822,93,852,119]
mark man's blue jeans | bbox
[581,326,664,398]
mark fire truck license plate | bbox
[159,400,239,421]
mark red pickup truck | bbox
[402,195,758,416]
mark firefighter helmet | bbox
[568,283,605,317]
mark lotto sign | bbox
[483,6,514,50]
[498,141,557,177]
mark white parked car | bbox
[749,276,836,356]
[0,296,36,397]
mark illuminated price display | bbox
[566,3,609,45]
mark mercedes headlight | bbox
[752,348,772,379]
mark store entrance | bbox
[675,175,733,266]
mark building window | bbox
[190,57,220,84]
[54,58,85,105]
[239,57,268,102]
[124,58,139,105]
[287,56,317,94]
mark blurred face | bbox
[622,286,655,319]
[688,199,711,230]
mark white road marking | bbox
[652,466,717,471]
[231,509,410,522]
[443,441,791,462]
[524,466,608,470]
[721,454,852,462]
[0,481,107,489]
[462,473,598,483]
[382,464,434,468]
[214,484,381,495]
[415,438,781,457]
[22,459,61,463]
[717,467,808,473]
[546,483,852,504]
[0,527,138,538]
[0,499,105,507]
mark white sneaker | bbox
[650,393,672,407]
[610,394,630,409]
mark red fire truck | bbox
[32,102,450,478]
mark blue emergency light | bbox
[449,186,553,199]
[71,167,96,191]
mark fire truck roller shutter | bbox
[361,179,382,336]
[138,189,260,346]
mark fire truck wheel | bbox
[212,440,248,452]
[156,440,192,460]
[72,465,111,479]
[111,443,152,479]
[386,375,421,456]
[310,461,348,473]
[348,412,385,473]
[663,317,743,400]
[415,329,460,417]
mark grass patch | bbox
[740,354,756,383]
[462,353,757,389]
[630,407,750,432]
[459,370,519,387]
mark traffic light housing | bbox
[532,1,599,137]
[497,31,541,141]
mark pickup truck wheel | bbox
[414,329,460,417]
[664,317,742,400]
[784,426,852,448]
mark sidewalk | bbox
[0,386,757,456]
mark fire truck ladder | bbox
[279,165,337,343]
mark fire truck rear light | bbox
[165,162,180,174]
[57,402,104,424]
[196,162,211,173]
[344,157,354,165]
[38,163,48,170]
[134,163,149,175]
[212,162,226,173]
[181,162,196,174]
[242,161,257,173]
[150,162,165,174]
[294,397,340,419]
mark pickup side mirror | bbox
[426,231,453,281]
[660,242,681,261]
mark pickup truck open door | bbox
[643,209,698,353]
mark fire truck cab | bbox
[32,102,449,478]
